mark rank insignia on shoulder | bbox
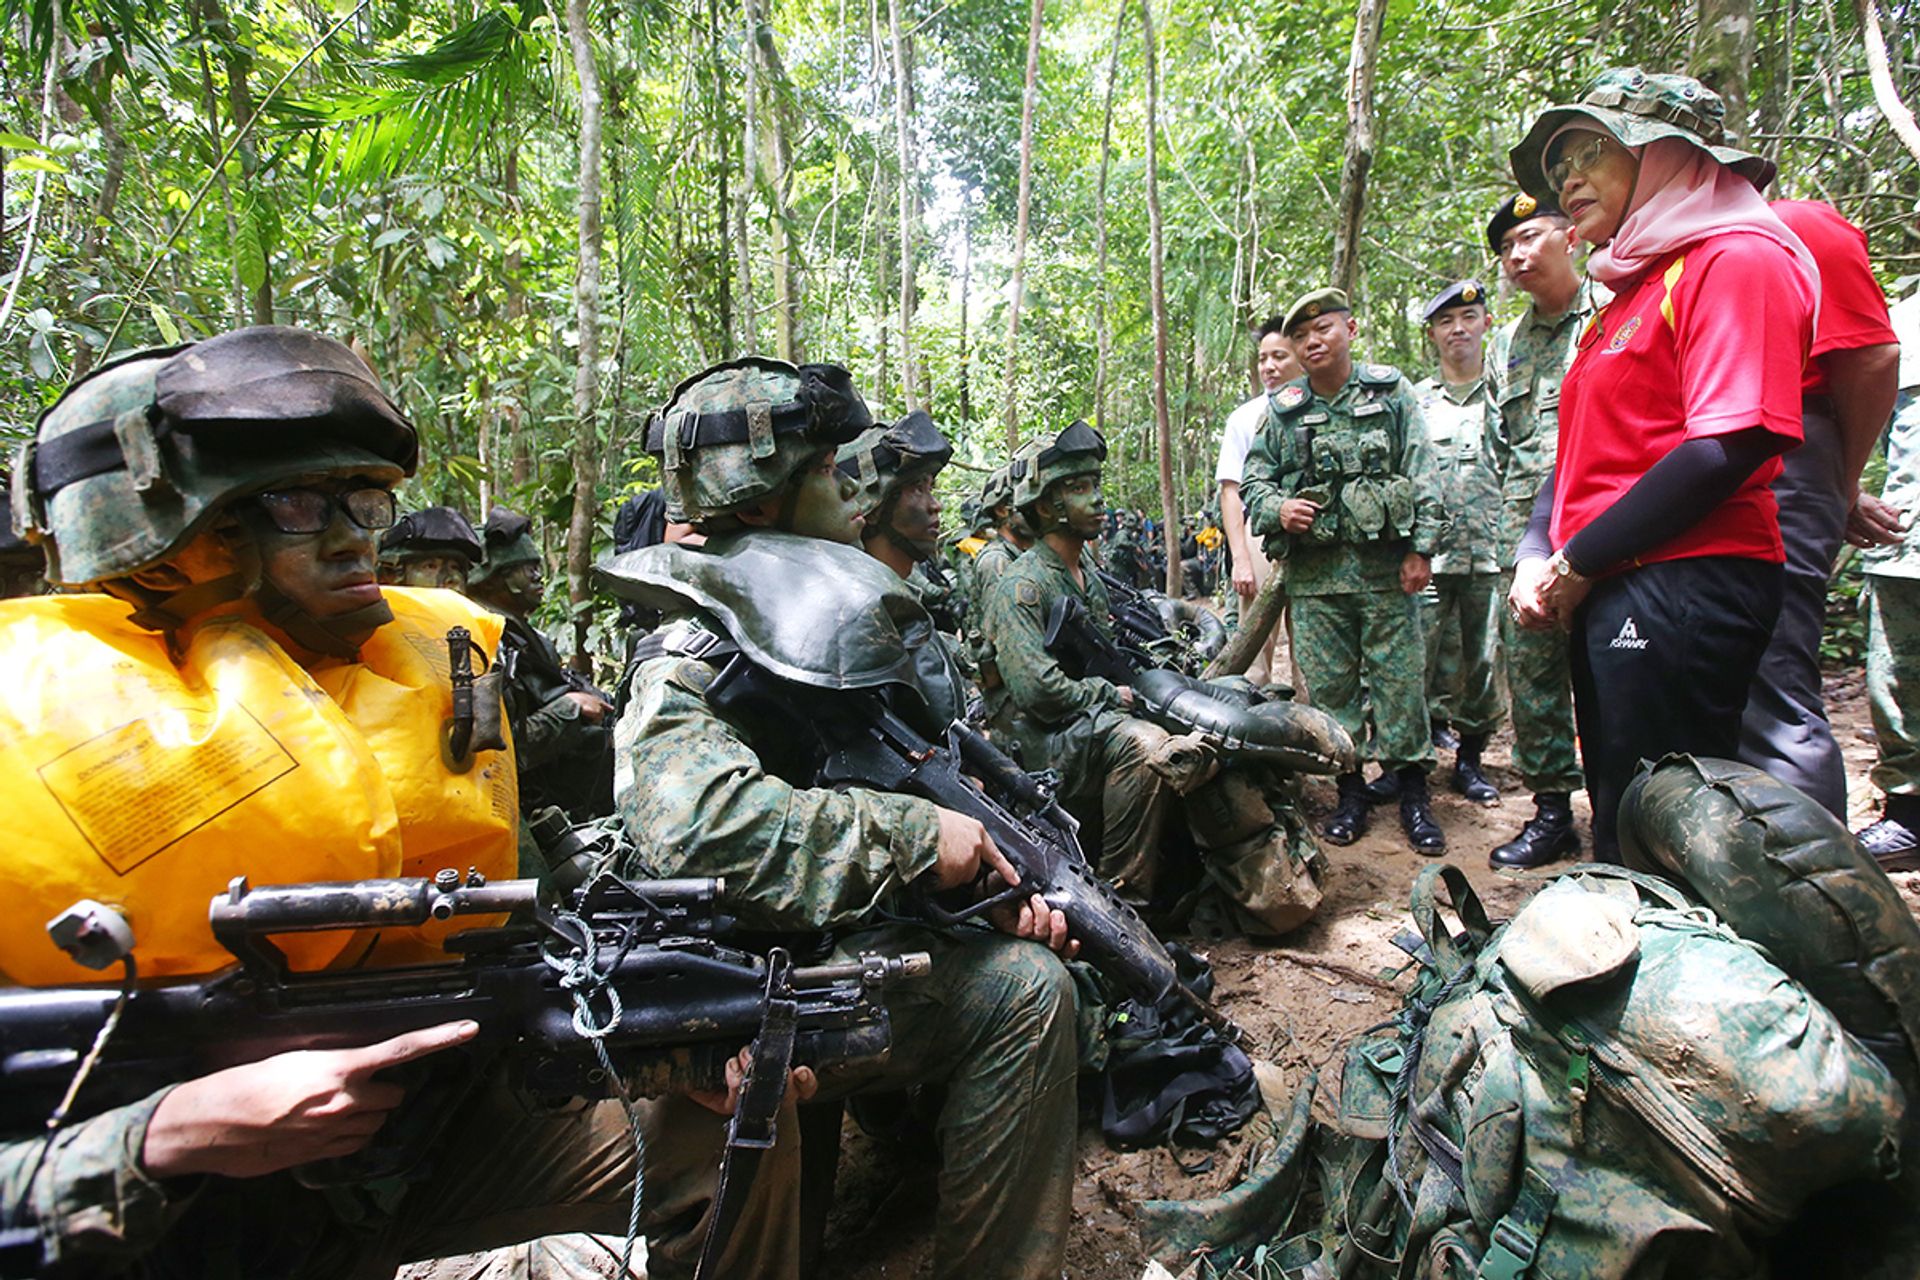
[1017,581,1040,606]
[1277,384,1308,409]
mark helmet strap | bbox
[117,573,250,633]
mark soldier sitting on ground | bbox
[0,327,801,1279]
[468,507,616,821]
[982,419,1327,937]
[600,356,1080,1280]
[972,454,1037,593]
[376,504,482,591]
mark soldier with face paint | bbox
[983,421,1327,937]
[839,410,965,634]
[376,505,482,592]
[598,357,1081,1280]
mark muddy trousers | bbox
[811,926,1079,1280]
[1569,555,1782,861]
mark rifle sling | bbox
[694,952,800,1280]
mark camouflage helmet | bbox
[378,505,481,569]
[836,409,953,518]
[1011,420,1106,511]
[473,507,541,582]
[644,357,872,525]
[13,327,416,588]
[979,465,1013,514]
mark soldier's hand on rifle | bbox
[688,1045,818,1117]
[1279,498,1321,534]
[566,690,613,723]
[140,1020,480,1179]
[1116,685,1136,710]
[932,807,1006,889]
[999,894,1081,959]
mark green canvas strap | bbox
[1475,1167,1556,1280]
[1474,1174,1551,1280]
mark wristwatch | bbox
[1545,550,1585,581]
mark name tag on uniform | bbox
[1353,403,1386,418]
[1301,411,1330,425]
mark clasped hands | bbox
[1509,551,1590,631]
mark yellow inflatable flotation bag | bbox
[0,587,517,984]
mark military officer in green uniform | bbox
[983,420,1325,935]
[1413,279,1504,805]
[376,504,482,591]
[467,507,616,821]
[1482,193,1603,868]
[1241,287,1447,853]
[601,357,1080,1280]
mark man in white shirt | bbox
[1217,315,1304,686]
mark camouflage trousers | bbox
[1867,572,1920,797]
[1499,567,1583,795]
[1293,588,1434,771]
[1421,571,1506,737]
[810,924,1078,1280]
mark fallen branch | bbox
[1271,950,1401,993]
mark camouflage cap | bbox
[1421,280,1488,324]
[473,506,541,581]
[1012,420,1106,510]
[1486,191,1565,253]
[14,326,416,588]
[378,505,481,567]
[1510,67,1776,203]
[1283,287,1351,335]
[644,357,873,524]
[836,409,953,517]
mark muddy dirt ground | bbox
[821,665,1907,1280]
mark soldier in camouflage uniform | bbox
[602,357,1079,1280]
[983,421,1326,935]
[0,328,801,1279]
[1241,287,1447,854]
[376,504,482,591]
[1481,193,1604,868]
[1412,280,1504,805]
[972,453,1036,593]
[468,508,616,821]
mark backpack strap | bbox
[1410,865,1495,978]
[1475,1167,1557,1280]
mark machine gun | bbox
[704,654,1240,1040]
[1,871,928,1189]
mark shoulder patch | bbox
[1360,362,1401,384]
[1016,581,1041,607]
[1276,383,1308,409]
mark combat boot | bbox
[1451,733,1499,806]
[1397,766,1445,854]
[1322,771,1370,846]
[1857,795,1920,872]
[1430,720,1461,752]
[1360,767,1401,804]
[1489,792,1578,870]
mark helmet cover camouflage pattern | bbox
[378,505,481,567]
[14,326,416,587]
[1011,420,1106,511]
[473,506,541,582]
[644,357,872,524]
[836,409,953,517]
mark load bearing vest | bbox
[0,586,518,985]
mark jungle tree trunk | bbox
[1859,0,1920,167]
[565,0,604,668]
[1329,0,1385,297]
[1093,0,1124,436]
[1141,0,1180,598]
[1693,0,1755,143]
[1002,0,1045,449]
[735,0,760,354]
[888,0,919,408]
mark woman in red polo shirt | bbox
[1506,68,1818,860]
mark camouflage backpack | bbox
[1269,858,1907,1280]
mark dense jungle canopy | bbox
[5,0,1920,648]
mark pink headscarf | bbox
[1555,132,1820,304]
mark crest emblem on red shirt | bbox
[1606,315,1642,353]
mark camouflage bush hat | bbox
[643,356,872,524]
[1486,192,1565,253]
[473,506,541,582]
[1510,67,1776,204]
[836,409,954,517]
[1011,420,1105,510]
[378,505,481,568]
[13,326,416,589]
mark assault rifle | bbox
[1097,567,1176,656]
[1,871,928,1188]
[1046,592,1151,685]
[704,654,1239,1039]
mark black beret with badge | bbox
[1421,279,1488,324]
[1485,192,1562,254]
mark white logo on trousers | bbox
[1609,617,1650,650]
